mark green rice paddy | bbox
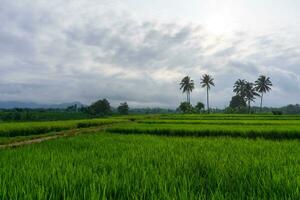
[0,114,299,199]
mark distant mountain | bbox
[0,101,84,109]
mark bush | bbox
[195,102,205,113]
[88,99,111,116]
[225,106,248,114]
[117,102,129,115]
[272,110,283,115]
[229,95,247,109]
[177,102,194,114]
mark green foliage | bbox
[244,82,260,103]
[281,104,300,114]
[0,110,90,122]
[200,74,215,89]
[233,79,260,113]
[88,99,111,116]
[179,76,194,103]
[117,102,129,115]
[255,75,272,93]
[178,102,194,113]
[195,102,205,113]
[225,106,248,114]
[224,107,236,114]
[272,110,283,115]
[233,79,247,98]
[229,95,247,109]
[228,95,248,113]
[129,108,176,114]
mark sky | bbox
[0,0,300,108]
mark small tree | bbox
[229,95,247,109]
[178,102,194,113]
[195,102,205,113]
[228,95,247,113]
[88,99,111,115]
[118,102,129,115]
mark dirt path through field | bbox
[0,126,107,149]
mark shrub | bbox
[88,99,111,115]
[272,110,283,115]
[195,102,205,113]
[177,102,194,114]
[117,102,129,115]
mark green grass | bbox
[138,119,300,125]
[1,114,300,199]
[108,122,300,140]
[0,132,56,145]
[0,133,299,199]
[157,114,300,120]
[0,118,127,137]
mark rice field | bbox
[0,118,127,137]
[108,115,300,140]
[0,114,300,199]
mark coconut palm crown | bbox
[180,76,195,104]
[255,75,272,110]
[233,79,259,113]
[244,82,260,113]
[233,79,247,98]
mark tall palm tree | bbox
[180,76,195,104]
[255,75,272,111]
[244,82,260,113]
[200,74,215,113]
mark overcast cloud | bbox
[0,0,300,108]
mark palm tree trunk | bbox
[207,87,209,114]
[248,100,251,114]
[260,92,263,111]
[186,92,189,103]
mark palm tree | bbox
[244,82,260,113]
[233,79,247,98]
[200,74,215,113]
[255,75,272,111]
[180,76,195,104]
[233,79,259,113]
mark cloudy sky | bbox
[1,0,300,108]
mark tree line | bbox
[84,99,129,116]
[179,74,272,114]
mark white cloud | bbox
[0,0,299,107]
